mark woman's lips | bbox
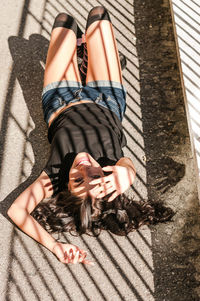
[75,157,91,167]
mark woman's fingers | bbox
[91,182,113,196]
[78,250,94,265]
[72,251,94,265]
[55,244,91,265]
[64,251,70,263]
[90,184,103,194]
[89,178,105,185]
[102,166,115,172]
[107,191,119,202]
[68,248,74,263]
[89,174,111,185]
[78,250,87,262]
[64,247,76,263]
[65,248,92,265]
[72,250,80,264]
[97,186,116,198]
[82,259,95,266]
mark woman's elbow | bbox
[7,203,17,219]
[7,203,23,220]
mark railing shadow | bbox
[0,34,50,216]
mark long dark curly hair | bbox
[31,191,174,236]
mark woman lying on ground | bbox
[7,6,173,265]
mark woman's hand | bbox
[89,164,136,202]
[52,242,93,265]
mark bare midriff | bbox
[48,100,94,127]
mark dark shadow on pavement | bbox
[134,0,200,300]
[0,34,50,216]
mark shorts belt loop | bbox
[73,88,83,100]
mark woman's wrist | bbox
[116,157,136,184]
[49,240,58,253]
[126,165,136,184]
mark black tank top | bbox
[43,103,127,195]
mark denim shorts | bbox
[42,80,126,124]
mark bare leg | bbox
[44,13,81,87]
[85,7,122,84]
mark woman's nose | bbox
[79,165,89,176]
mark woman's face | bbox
[68,153,104,199]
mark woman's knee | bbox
[52,13,78,36]
[86,6,111,31]
[88,6,110,18]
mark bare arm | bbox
[7,171,92,264]
[116,156,136,178]
[7,171,56,252]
